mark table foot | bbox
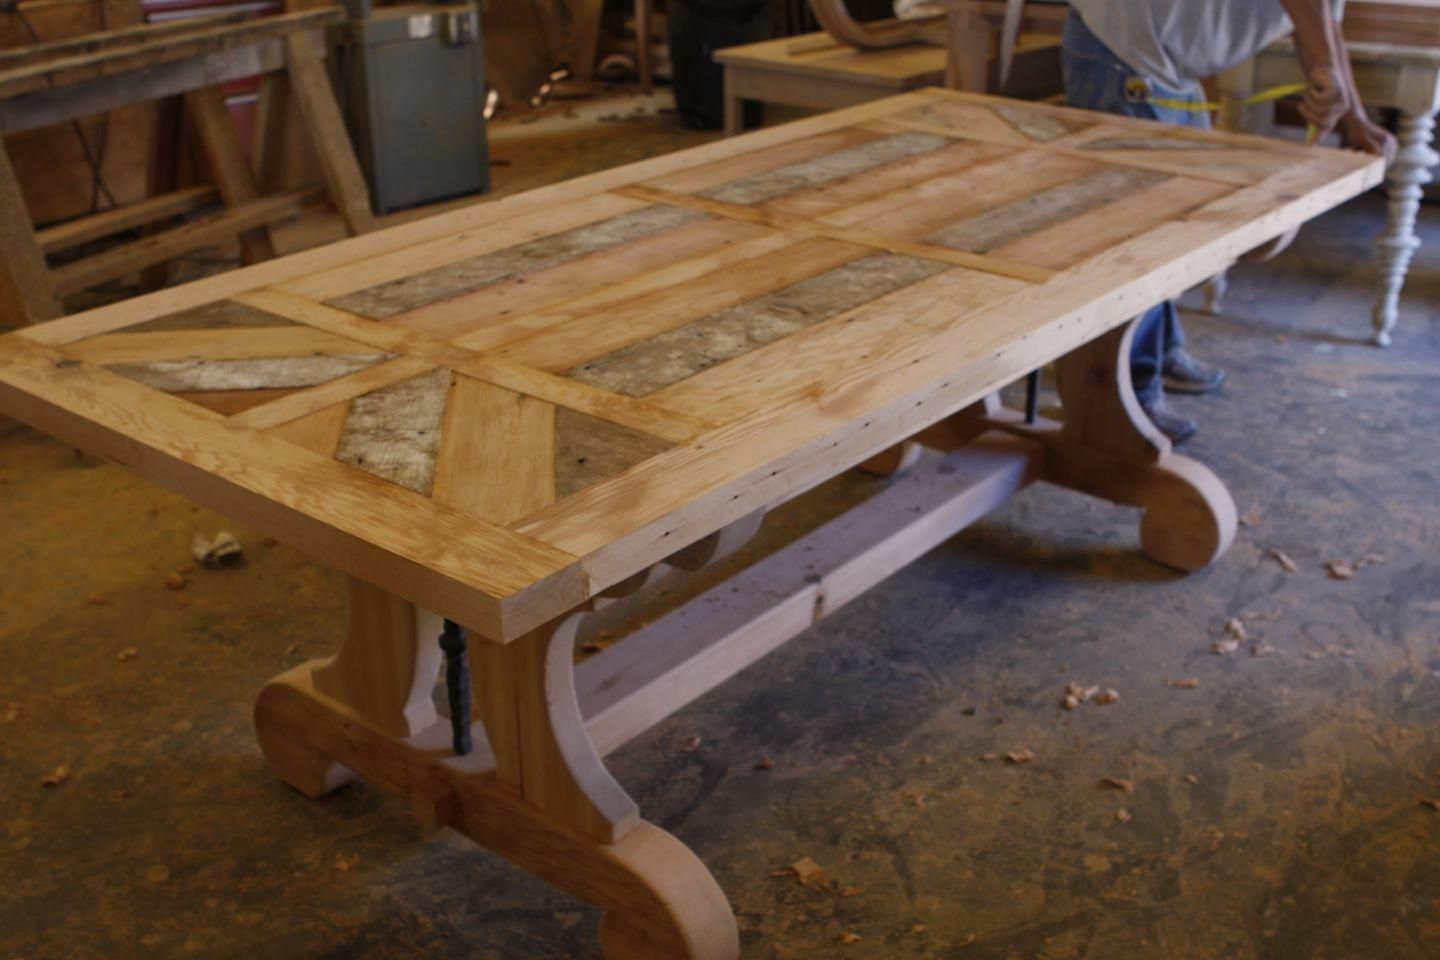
[976,322,1236,571]
[1372,111,1437,347]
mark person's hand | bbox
[1300,65,1350,140]
[1338,110,1397,165]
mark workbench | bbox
[0,90,1378,957]
[0,8,375,328]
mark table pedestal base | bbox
[252,320,1236,958]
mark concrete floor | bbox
[2,99,1439,959]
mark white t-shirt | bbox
[1069,0,1327,91]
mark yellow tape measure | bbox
[1123,78,1319,143]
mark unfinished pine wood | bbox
[0,89,1381,636]
[186,84,276,265]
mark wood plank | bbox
[0,143,59,327]
[174,387,297,416]
[821,145,1102,234]
[431,377,555,525]
[698,130,953,206]
[564,252,950,398]
[282,32,376,236]
[554,409,671,501]
[0,39,286,136]
[186,84,276,265]
[616,183,1056,283]
[35,185,219,254]
[496,236,870,373]
[0,335,584,639]
[0,13,246,71]
[271,400,352,457]
[925,166,1171,253]
[651,264,1024,422]
[14,92,942,346]
[646,125,886,196]
[49,188,323,296]
[762,137,1014,220]
[448,229,797,355]
[329,204,701,320]
[65,325,379,364]
[461,356,708,444]
[335,368,452,496]
[107,353,392,394]
[513,156,1381,589]
[0,9,342,100]
[279,191,651,303]
[391,217,773,342]
[990,176,1236,271]
[578,435,1041,756]
[231,356,436,431]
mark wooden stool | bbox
[715,29,1061,137]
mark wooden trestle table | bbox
[0,91,1379,958]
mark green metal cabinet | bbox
[336,2,490,214]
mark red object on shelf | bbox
[141,0,284,149]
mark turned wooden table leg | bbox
[1372,111,1438,347]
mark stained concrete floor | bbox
[3,99,1440,960]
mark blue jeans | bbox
[1061,11,1209,405]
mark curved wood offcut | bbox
[806,0,946,49]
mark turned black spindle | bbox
[439,619,472,756]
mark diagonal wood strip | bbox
[699,131,951,206]
[926,167,1172,254]
[613,184,1054,284]
[329,206,704,319]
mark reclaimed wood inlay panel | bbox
[698,131,951,206]
[926,166,1171,253]
[335,368,451,495]
[108,354,392,393]
[330,206,703,319]
[565,253,948,396]
[0,90,1381,636]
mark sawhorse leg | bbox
[0,143,61,327]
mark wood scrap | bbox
[1326,560,1356,580]
[1270,548,1298,573]
[837,931,862,944]
[788,857,828,886]
[1101,777,1134,793]
[1006,748,1035,764]
[1168,678,1200,689]
[40,763,71,787]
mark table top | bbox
[0,90,1379,642]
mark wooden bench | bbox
[0,90,1379,958]
[715,28,1061,136]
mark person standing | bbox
[1062,0,1395,442]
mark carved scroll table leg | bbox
[984,322,1237,571]
[1372,111,1438,347]
[254,569,740,958]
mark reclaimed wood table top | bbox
[0,90,1379,641]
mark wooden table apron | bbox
[0,90,1378,958]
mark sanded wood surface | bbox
[0,90,1380,639]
